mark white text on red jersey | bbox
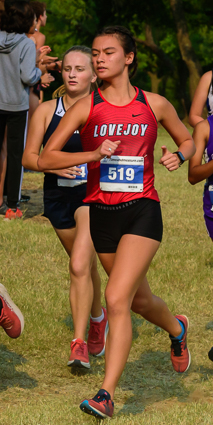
[94,123,148,138]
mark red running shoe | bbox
[0,284,24,338]
[67,338,90,369]
[5,208,23,219]
[170,315,191,373]
[87,307,108,356]
[15,208,23,218]
[80,389,114,419]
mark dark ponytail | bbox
[95,26,138,79]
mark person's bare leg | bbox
[69,206,102,340]
[98,235,160,399]
[90,254,102,318]
[54,209,102,342]
[53,226,75,257]
[131,276,181,336]
[98,235,183,400]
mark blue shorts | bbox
[43,185,88,229]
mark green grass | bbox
[1,128,213,424]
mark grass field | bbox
[1,128,213,424]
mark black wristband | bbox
[173,151,185,166]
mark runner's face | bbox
[62,51,96,96]
[92,34,131,81]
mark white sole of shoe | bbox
[67,359,90,369]
[95,320,109,357]
[80,400,111,419]
[0,283,24,335]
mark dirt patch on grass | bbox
[21,188,49,223]
[20,173,50,224]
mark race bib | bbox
[57,164,88,187]
[100,155,144,192]
[209,185,213,211]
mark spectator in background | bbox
[30,1,61,72]
[27,6,55,123]
[28,2,59,120]
[0,1,42,218]
[0,130,6,212]
[28,1,47,116]
[0,0,6,213]
[30,1,46,48]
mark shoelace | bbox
[73,341,86,356]
[89,322,101,341]
[0,314,13,329]
[171,338,183,357]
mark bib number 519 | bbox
[108,167,134,181]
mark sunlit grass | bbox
[1,128,213,424]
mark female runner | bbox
[22,46,108,370]
[188,114,213,362]
[189,70,213,127]
[38,26,195,419]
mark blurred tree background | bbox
[40,0,213,120]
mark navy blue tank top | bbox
[43,97,85,194]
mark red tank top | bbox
[80,87,159,204]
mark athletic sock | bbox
[72,338,86,343]
[170,318,185,340]
[91,308,104,323]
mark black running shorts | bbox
[90,198,163,253]
[43,185,88,229]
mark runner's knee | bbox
[70,255,90,278]
[105,287,130,316]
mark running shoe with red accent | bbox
[67,338,90,369]
[0,283,24,338]
[170,315,191,373]
[5,208,23,219]
[80,389,114,419]
[87,307,108,356]
[15,208,23,218]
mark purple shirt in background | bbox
[203,115,213,218]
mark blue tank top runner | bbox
[43,97,87,191]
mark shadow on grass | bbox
[22,189,43,219]
[0,344,37,392]
[63,312,145,341]
[63,312,161,380]
[205,258,213,268]
[118,350,190,416]
[206,321,213,330]
[62,314,74,332]
[198,364,213,381]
